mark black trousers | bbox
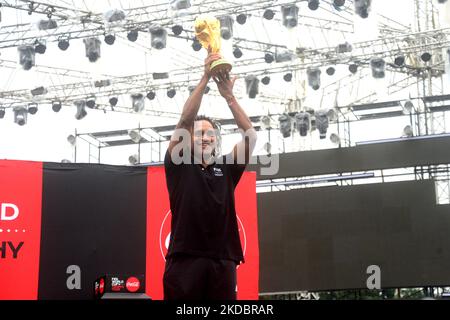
[163,254,237,300]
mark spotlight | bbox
[307,67,321,90]
[52,101,62,112]
[188,85,196,95]
[260,115,271,129]
[281,4,299,28]
[218,15,234,40]
[192,38,202,51]
[83,37,101,62]
[403,125,413,137]
[283,72,292,82]
[275,49,294,62]
[336,42,352,53]
[349,63,358,74]
[170,0,191,10]
[330,133,341,144]
[261,76,271,85]
[326,66,335,76]
[104,9,126,23]
[421,52,432,62]
[308,0,320,11]
[172,24,183,35]
[35,40,46,54]
[109,97,118,107]
[27,103,38,115]
[13,106,28,126]
[245,75,259,99]
[402,100,414,114]
[263,9,275,20]
[128,154,139,165]
[295,112,311,137]
[67,134,76,146]
[30,86,47,96]
[394,55,405,67]
[233,47,243,58]
[146,91,156,100]
[279,114,292,138]
[127,29,139,42]
[167,88,176,98]
[58,39,70,51]
[38,19,58,30]
[18,45,35,70]
[131,93,145,112]
[150,27,167,49]
[355,0,371,18]
[370,57,386,78]
[0,107,5,119]
[264,52,274,63]
[333,0,346,7]
[128,130,141,143]
[104,33,116,45]
[204,86,210,94]
[315,109,329,139]
[236,13,247,25]
[74,100,87,120]
[438,0,448,3]
[86,97,96,109]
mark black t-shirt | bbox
[164,150,247,264]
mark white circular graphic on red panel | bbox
[159,210,247,261]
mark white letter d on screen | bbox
[1,203,19,221]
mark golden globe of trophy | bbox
[194,15,232,77]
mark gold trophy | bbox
[194,16,232,76]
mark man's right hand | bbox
[204,53,221,79]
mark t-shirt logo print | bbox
[213,167,223,176]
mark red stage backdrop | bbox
[146,166,259,300]
[0,160,258,300]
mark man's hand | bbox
[204,52,221,79]
[213,70,237,101]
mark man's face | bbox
[192,120,217,158]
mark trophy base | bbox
[210,58,232,77]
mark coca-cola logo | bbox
[159,210,247,261]
[99,278,105,295]
[126,277,140,293]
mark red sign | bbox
[0,160,43,300]
[146,166,259,300]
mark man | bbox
[163,52,257,300]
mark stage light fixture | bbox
[421,52,432,62]
[67,135,76,146]
[128,130,141,143]
[233,47,243,58]
[402,100,414,114]
[0,107,5,119]
[104,33,116,45]
[261,76,271,85]
[30,86,47,96]
[307,67,321,90]
[74,100,87,120]
[315,109,329,139]
[394,55,405,66]
[263,9,275,20]
[295,112,311,137]
[245,75,259,99]
[13,106,28,126]
[192,38,202,51]
[104,9,126,23]
[218,15,234,40]
[333,0,346,7]
[403,125,413,137]
[129,154,139,165]
[18,45,35,70]
[58,39,70,50]
[330,133,341,144]
[170,0,191,10]
[355,0,371,18]
[260,115,271,129]
[52,101,62,112]
[336,42,352,53]
[204,86,210,94]
[349,63,358,74]
[279,114,292,138]
[83,37,101,62]
[150,27,167,49]
[35,40,46,54]
[308,0,320,11]
[236,13,247,25]
[126,29,138,42]
[370,57,386,78]
[326,66,335,75]
[167,88,176,98]
[27,103,38,115]
[38,19,58,30]
[275,49,294,62]
[146,91,156,100]
[283,72,292,82]
[109,97,118,107]
[281,4,299,28]
[131,93,145,113]
[86,97,96,109]
[172,24,183,35]
[264,52,274,63]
